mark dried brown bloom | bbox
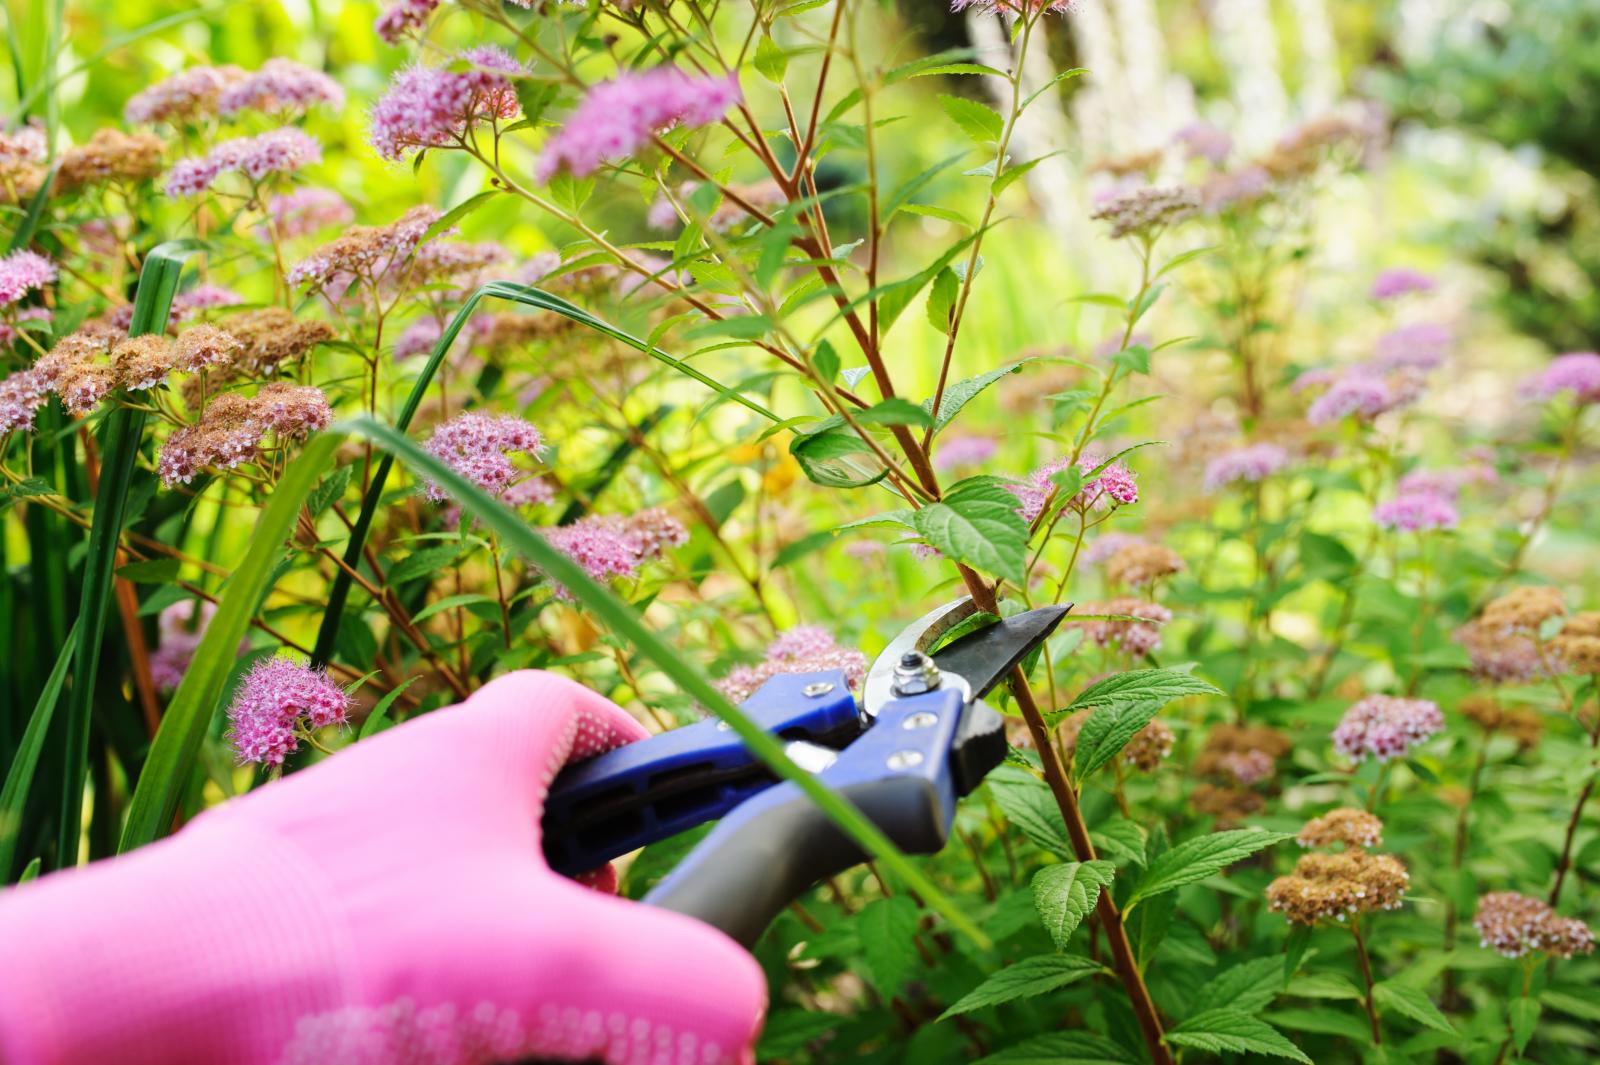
[287,205,444,291]
[1105,542,1185,589]
[253,382,333,436]
[1554,633,1600,675]
[1481,586,1566,634]
[181,310,333,406]
[1297,808,1383,850]
[1474,892,1596,959]
[1090,185,1198,240]
[1266,851,1409,925]
[1191,783,1265,826]
[1561,611,1600,638]
[173,324,244,373]
[1195,724,1293,785]
[1086,147,1162,178]
[110,335,176,390]
[1060,709,1174,772]
[1458,695,1543,751]
[54,129,165,192]
[1453,620,1545,685]
[58,362,117,416]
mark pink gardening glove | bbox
[0,671,766,1065]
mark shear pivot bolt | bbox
[891,651,941,697]
[886,750,925,770]
[902,711,939,730]
[802,681,835,697]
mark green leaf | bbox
[1032,861,1115,949]
[940,94,1005,142]
[925,265,960,335]
[1155,244,1218,279]
[1019,67,1088,113]
[1192,957,1285,1017]
[389,545,462,586]
[790,426,887,489]
[993,151,1066,196]
[989,769,1071,855]
[120,433,342,853]
[1068,702,1163,782]
[753,35,788,82]
[17,857,41,882]
[116,559,180,583]
[1168,1010,1311,1063]
[911,62,1007,78]
[1068,667,1223,711]
[1373,982,1454,1033]
[359,677,420,739]
[872,230,982,339]
[1129,829,1293,904]
[417,190,498,247]
[411,593,496,624]
[912,475,1028,585]
[0,621,78,880]
[811,338,840,384]
[939,954,1103,1020]
[62,240,199,866]
[339,417,991,947]
[922,360,1034,433]
[1509,997,1541,1053]
[858,397,933,428]
[975,1031,1135,1064]
[307,465,353,517]
[859,895,920,996]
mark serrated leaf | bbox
[911,62,1007,78]
[1069,702,1163,782]
[812,339,840,384]
[912,475,1028,584]
[1192,957,1285,1017]
[974,1031,1135,1065]
[388,545,461,586]
[791,426,887,488]
[1373,982,1454,1033]
[1032,861,1115,949]
[754,35,788,82]
[411,593,497,623]
[1168,1010,1311,1063]
[993,151,1065,196]
[922,359,1034,433]
[835,509,917,532]
[939,954,1103,1020]
[858,397,932,428]
[859,895,921,996]
[1129,830,1292,904]
[988,768,1072,856]
[1069,668,1222,711]
[307,465,352,517]
[417,190,498,247]
[940,94,1005,143]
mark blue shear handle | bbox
[643,687,967,948]
[541,670,860,877]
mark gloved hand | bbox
[0,671,767,1065]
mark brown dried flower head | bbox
[1453,620,1545,685]
[1297,808,1383,850]
[1474,892,1596,959]
[55,129,165,192]
[1194,724,1292,785]
[1191,783,1265,826]
[174,324,244,373]
[1106,542,1185,589]
[1553,614,1600,675]
[1458,695,1543,751]
[111,334,176,391]
[1266,851,1409,925]
[1481,586,1566,635]
[1087,147,1163,178]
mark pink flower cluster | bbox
[1372,323,1452,372]
[164,128,322,197]
[375,0,440,44]
[150,600,249,690]
[125,65,246,125]
[1305,371,1400,425]
[1173,121,1232,165]
[1084,532,1149,564]
[717,625,868,704]
[422,412,544,502]
[265,187,353,239]
[950,0,1079,15]
[536,69,743,180]
[540,509,689,598]
[1370,267,1435,301]
[1395,462,1497,500]
[1203,442,1289,491]
[1373,491,1458,532]
[0,250,56,306]
[219,59,344,117]
[1475,892,1596,959]
[933,433,998,471]
[1523,352,1600,406]
[1069,599,1172,656]
[370,49,522,162]
[1010,453,1138,524]
[172,284,245,322]
[158,384,333,486]
[0,365,48,435]
[1332,694,1444,762]
[226,656,350,766]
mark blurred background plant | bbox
[2,0,1598,1062]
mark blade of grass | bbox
[311,281,780,667]
[339,415,990,948]
[119,432,341,852]
[58,241,199,866]
[0,620,78,881]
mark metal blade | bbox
[861,597,978,716]
[931,603,1072,701]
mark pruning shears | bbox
[542,598,1071,947]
